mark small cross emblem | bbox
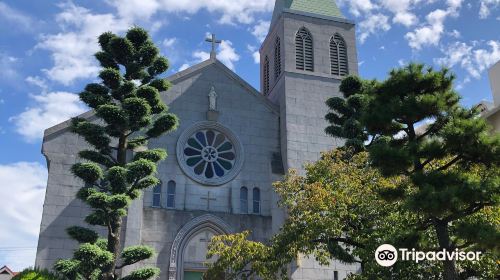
[205,33,222,59]
[200,191,217,211]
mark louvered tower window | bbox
[295,27,313,71]
[274,37,281,79]
[263,56,270,95]
[330,33,348,76]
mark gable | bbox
[43,58,277,141]
[166,58,279,115]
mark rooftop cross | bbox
[205,33,222,59]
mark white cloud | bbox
[10,92,87,142]
[435,40,500,79]
[405,0,464,51]
[338,0,377,17]
[193,50,211,62]
[379,0,419,27]
[215,41,240,70]
[25,76,48,91]
[189,40,240,70]
[36,2,129,85]
[0,2,35,31]
[251,20,270,42]
[479,0,500,18]
[107,0,274,25]
[359,13,391,43]
[0,53,19,82]
[163,37,177,47]
[178,63,190,71]
[0,162,47,271]
[247,45,260,64]
[448,29,461,38]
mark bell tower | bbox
[260,0,358,171]
[261,1,361,279]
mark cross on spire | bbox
[205,33,222,59]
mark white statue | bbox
[208,86,217,111]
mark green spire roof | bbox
[271,0,344,27]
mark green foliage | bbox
[325,63,500,279]
[12,268,65,280]
[71,162,103,184]
[206,150,499,279]
[67,226,99,244]
[146,113,179,138]
[119,267,160,280]
[121,246,155,266]
[56,26,179,280]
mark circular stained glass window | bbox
[177,122,244,185]
[184,130,236,179]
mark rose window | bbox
[183,130,236,179]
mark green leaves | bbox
[108,37,134,65]
[120,267,160,280]
[149,79,171,92]
[71,118,111,151]
[99,68,122,89]
[324,63,500,279]
[133,149,167,163]
[121,246,155,266]
[67,226,99,244]
[126,159,156,183]
[71,162,103,184]
[126,27,149,49]
[136,86,165,114]
[146,113,179,138]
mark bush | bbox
[12,267,65,280]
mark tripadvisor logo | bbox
[375,244,398,267]
[374,244,482,267]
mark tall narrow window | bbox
[253,188,261,214]
[240,187,248,214]
[330,33,348,76]
[152,183,161,208]
[274,37,281,80]
[263,56,270,95]
[166,180,176,208]
[295,27,313,71]
[334,271,339,280]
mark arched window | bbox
[274,37,281,80]
[167,180,176,208]
[295,27,313,71]
[152,183,161,208]
[240,187,248,214]
[330,33,348,76]
[252,188,261,214]
[263,56,270,95]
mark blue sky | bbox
[0,0,499,271]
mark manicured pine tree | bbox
[53,27,179,280]
[325,63,499,280]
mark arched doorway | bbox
[183,228,216,279]
[168,214,232,280]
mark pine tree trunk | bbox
[103,135,128,280]
[434,221,458,280]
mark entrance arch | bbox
[168,214,233,280]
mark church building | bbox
[35,0,361,279]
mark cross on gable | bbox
[205,33,222,59]
[200,191,217,210]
